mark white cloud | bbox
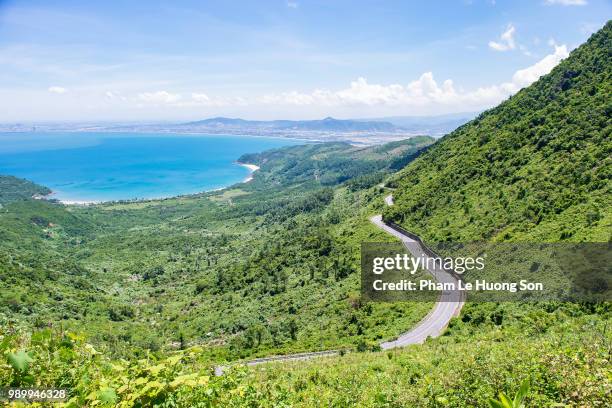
[191,92,211,103]
[510,44,568,87]
[489,24,516,51]
[544,0,587,6]
[137,90,181,104]
[287,2,298,9]
[259,74,458,107]
[260,75,463,108]
[48,86,67,94]
[153,93,248,108]
[257,44,569,112]
[188,93,246,107]
[29,44,569,119]
[105,91,128,101]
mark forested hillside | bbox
[0,175,50,205]
[239,136,433,188]
[1,23,610,408]
[0,138,432,364]
[385,21,611,242]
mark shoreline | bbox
[36,191,100,206]
[41,162,261,206]
[237,162,260,183]
[59,199,100,206]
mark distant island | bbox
[0,113,475,145]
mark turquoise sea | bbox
[0,132,300,202]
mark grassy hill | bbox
[384,21,611,243]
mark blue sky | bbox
[0,0,609,122]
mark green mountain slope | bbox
[0,175,51,205]
[385,21,611,242]
[239,136,433,188]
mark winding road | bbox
[214,193,464,375]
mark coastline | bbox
[59,199,99,206]
[237,162,260,183]
[35,191,99,206]
[3,131,293,207]
[41,162,261,205]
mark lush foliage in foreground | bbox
[243,303,610,407]
[2,302,609,406]
[1,320,259,407]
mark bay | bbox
[0,132,300,202]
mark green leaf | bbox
[498,392,512,408]
[7,350,34,373]
[513,379,530,407]
[98,387,117,404]
[489,399,507,408]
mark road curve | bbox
[370,194,464,348]
[215,193,464,374]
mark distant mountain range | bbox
[0,113,476,145]
[360,113,476,136]
[180,114,475,135]
[182,116,400,132]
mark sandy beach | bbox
[34,191,99,206]
[59,200,98,206]
[238,163,260,182]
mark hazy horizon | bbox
[0,111,479,126]
[1,0,610,122]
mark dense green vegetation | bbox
[237,303,610,406]
[1,23,610,407]
[4,304,607,406]
[0,175,50,205]
[384,22,611,243]
[1,138,433,364]
[239,136,433,188]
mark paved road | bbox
[371,196,464,347]
[214,350,340,376]
[215,193,464,374]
